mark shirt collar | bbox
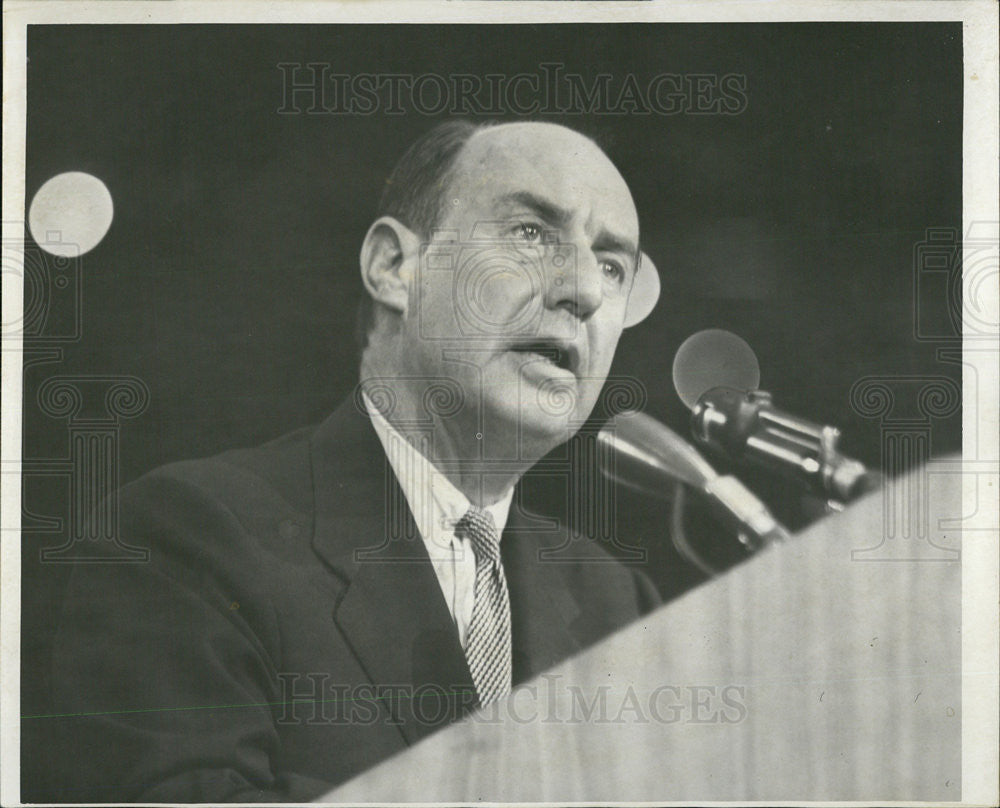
[362,392,514,544]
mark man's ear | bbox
[359,216,422,316]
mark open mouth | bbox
[508,340,576,373]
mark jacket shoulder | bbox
[127,423,315,525]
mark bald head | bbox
[456,121,627,192]
[375,120,634,240]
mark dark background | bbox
[21,23,962,796]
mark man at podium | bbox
[43,120,662,802]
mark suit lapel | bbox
[308,399,475,745]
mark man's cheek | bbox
[588,333,620,378]
[574,378,606,419]
[453,259,542,339]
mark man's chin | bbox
[479,392,587,458]
[521,406,579,443]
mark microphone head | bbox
[672,329,761,410]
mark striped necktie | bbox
[455,506,512,705]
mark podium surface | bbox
[325,461,962,802]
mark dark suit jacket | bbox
[42,399,659,802]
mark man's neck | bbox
[359,358,539,508]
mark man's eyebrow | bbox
[592,229,640,269]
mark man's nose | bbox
[545,244,603,320]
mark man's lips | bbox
[507,339,580,375]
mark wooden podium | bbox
[323,460,963,802]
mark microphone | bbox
[597,411,791,551]
[671,328,880,503]
[690,387,879,503]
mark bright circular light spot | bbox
[29,172,114,257]
[672,328,761,410]
[623,251,661,328]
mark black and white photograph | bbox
[2,1,997,805]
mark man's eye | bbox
[512,222,542,242]
[601,260,625,284]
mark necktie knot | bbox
[455,507,501,566]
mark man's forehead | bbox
[450,123,638,236]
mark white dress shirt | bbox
[363,393,514,648]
